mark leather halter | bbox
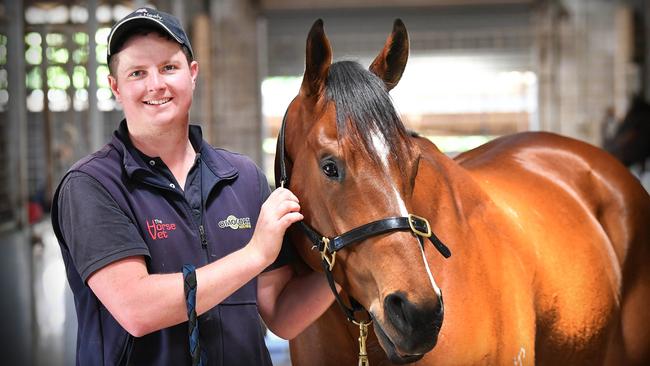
[277,109,451,323]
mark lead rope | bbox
[183,264,206,366]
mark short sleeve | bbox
[57,171,150,282]
[255,167,296,272]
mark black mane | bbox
[325,61,412,172]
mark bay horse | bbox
[277,19,650,365]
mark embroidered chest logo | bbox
[146,218,177,240]
[218,215,252,230]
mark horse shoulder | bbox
[413,134,538,363]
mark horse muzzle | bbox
[373,291,444,363]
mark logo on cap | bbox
[108,7,193,59]
[130,8,163,21]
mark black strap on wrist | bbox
[183,264,205,366]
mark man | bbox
[52,8,335,365]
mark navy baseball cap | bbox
[107,7,194,62]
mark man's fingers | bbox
[281,212,304,226]
[265,188,301,219]
[278,200,301,215]
[270,187,299,203]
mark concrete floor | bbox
[1,218,290,366]
[0,226,35,365]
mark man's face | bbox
[108,33,198,130]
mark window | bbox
[0,34,8,112]
[24,4,126,112]
[0,31,10,224]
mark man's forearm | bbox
[89,245,269,337]
[263,271,337,339]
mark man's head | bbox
[106,8,199,132]
[107,7,193,75]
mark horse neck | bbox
[413,138,493,241]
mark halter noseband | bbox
[277,109,451,323]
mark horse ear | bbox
[369,19,409,91]
[300,19,333,97]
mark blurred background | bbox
[1,0,649,364]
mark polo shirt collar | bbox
[112,120,238,181]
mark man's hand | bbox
[247,188,303,266]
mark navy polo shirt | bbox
[52,120,291,365]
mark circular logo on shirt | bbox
[218,215,252,230]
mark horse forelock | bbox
[325,61,413,175]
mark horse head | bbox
[276,19,446,363]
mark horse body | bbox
[455,132,650,365]
[284,19,650,366]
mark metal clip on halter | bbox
[353,320,371,366]
[320,237,336,270]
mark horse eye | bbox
[321,161,339,178]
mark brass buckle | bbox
[408,213,432,238]
[320,237,336,270]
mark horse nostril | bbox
[383,291,444,354]
[385,292,410,331]
[384,291,444,336]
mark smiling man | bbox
[51,8,335,366]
